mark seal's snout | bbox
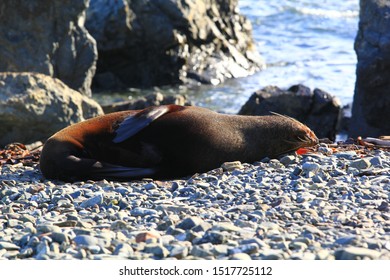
[306,129,319,146]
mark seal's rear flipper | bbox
[62,155,158,181]
[113,105,184,143]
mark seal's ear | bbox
[113,105,184,143]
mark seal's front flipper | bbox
[113,105,184,143]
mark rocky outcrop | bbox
[102,92,192,113]
[0,72,103,146]
[0,0,97,96]
[86,0,264,90]
[350,0,390,137]
[239,85,342,140]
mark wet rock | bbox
[0,0,97,95]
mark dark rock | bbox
[238,85,342,140]
[0,0,97,95]
[86,0,264,90]
[177,217,204,230]
[0,72,103,147]
[102,92,193,113]
[350,0,390,137]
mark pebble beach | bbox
[0,142,389,260]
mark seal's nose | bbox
[306,130,319,146]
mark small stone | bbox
[0,241,20,250]
[316,250,333,260]
[212,222,241,232]
[212,244,229,256]
[70,190,83,199]
[229,253,251,260]
[51,232,70,244]
[241,238,270,249]
[143,183,157,190]
[19,214,36,224]
[7,219,20,228]
[302,162,320,173]
[111,220,129,231]
[289,242,308,251]
[54,220,78,227]
[369,156,382,167]
[280,155,297,166]
[318,146,333,155]
[190,244,214,258]
[144,244,169,258]
[334,151,357,159]
[335,236,359,246]
[113,243,134,257]
[349,158,371,170]
[229,243,259,255]
[192,222,212,232]
[268,159,284,169]
[36,241,50,257]
[37,224,61,234]
[260,250,285,260]
[177,217,204,230]
[19,247,34,258]
[80,194,103,208]
[73,235,99,247]
[135,231,161,243]
[335,247,381,260]
[88,245,102,254]
[203,231,227,244]
[221,161,243,171]
[130,207,158,217]
[169,245,188,259]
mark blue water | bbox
[239,0,359,106]
[199,0,359,113]
[95,0,360,114]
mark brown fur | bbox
[40,105,318,181]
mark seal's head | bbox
[269,112,319,155]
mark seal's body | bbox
[40,105,318,181]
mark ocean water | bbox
[95,0,360,114]
[195,0,360,113]
[238,0,359,107]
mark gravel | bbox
[0,145,389,260]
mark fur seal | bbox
[39,105,318,181]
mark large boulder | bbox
[86,0,264,90]
[0,0,97,96]
[0,72,104,147]
[239,85,342,140]
[350,0,390,137]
